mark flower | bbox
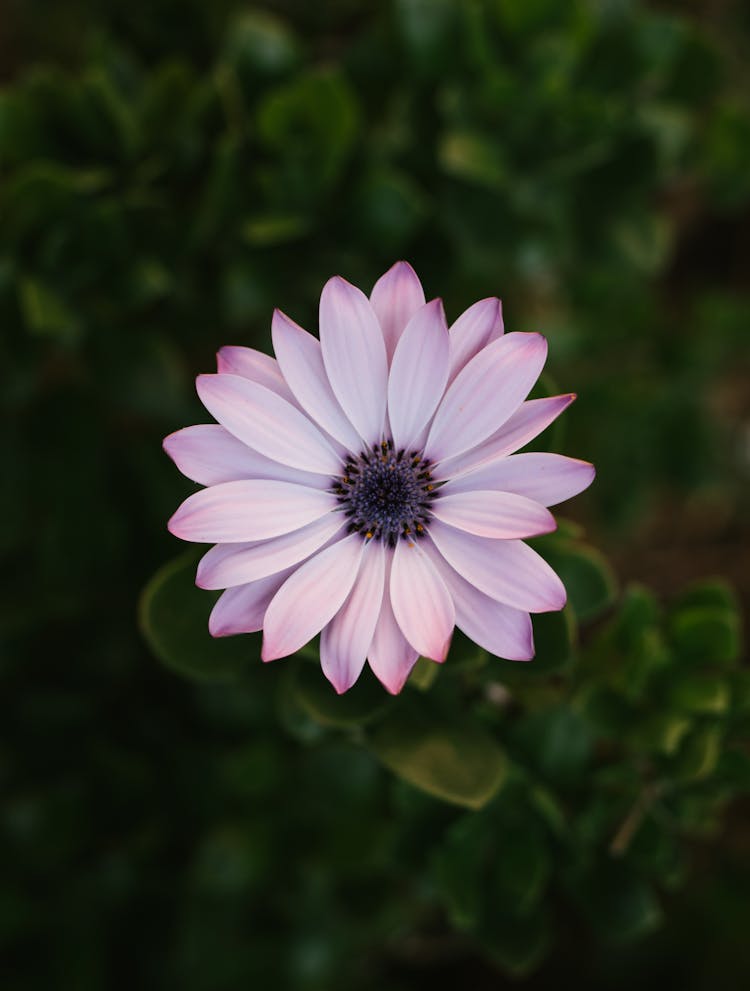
[165,262,595,694]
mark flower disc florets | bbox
[332,439,437,546]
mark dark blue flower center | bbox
[332,440,437,546]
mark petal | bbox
[436,394,576,479]
[208,570,292,637]
[425,333,548,463]
[197,373,340,476]
[428,521,566,613]
[216,345,296,403]
[422,540,533,660]
[271,309,362,452]
[196,513,346,589]
[168,479,337,543]
[320,540,386,693]
[444,453,596,507]
[390,538,455,662]
[163,424,329,488]
[367,552,419,694]
[319,276,388,444]
[387,299,450,451]
[430,490,556,538]
[447,297,503,384]
[369,260,426,362]
[261,534,364,661]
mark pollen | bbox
[331,441,439,544]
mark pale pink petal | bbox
[422,540,533,660]
[196,513,346,589]
[428,521,566,613]
[216,345,296,403]
[435,394,576,479]
[319,276,388,444]
[430,490,556,538]
[271,309,362,452]
[447,297,503,384]
[208,570,292,637]
[320,540,386,693]
[387,299,450,452]
[163,424,329,489]
[444,453,596,507]
[425,333,548,463]
[196,373,340,476]
[369,260,426,362]
[390,539,455,662]
[168,480,337,543]
[261,534,364,661]
[367,552,419,694]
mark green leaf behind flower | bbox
[368,706,509,810]
[138,553,259,683]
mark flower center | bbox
[332,440,437,545]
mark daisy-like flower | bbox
[165,263,594,694]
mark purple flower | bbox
[165,263,594,694]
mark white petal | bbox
[197,373,340,476]
[422,540,533,660]
[430,490,556,538]
[208,570,292,636]
[262,534,364,660]
[387,299,450,452]
[425,333,548,463]
[196,513,346,589]
[367,552,419,694]
[444,453,595,507]
[435,394,576,479]
[320,540,386,693]
[447,297,503,384]
[216,345,296,403]
[319,276,388,444]
[369,260,426,362]
[428,521,566,613]
[168,479,337,543]
[390,538,454,662]
[271,309,362,452]
[163,424,328,488]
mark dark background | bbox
[2,1,749,988]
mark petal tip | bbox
[166,511,184,539]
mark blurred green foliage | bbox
[2,1,750,989]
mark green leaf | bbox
[674,725,723,781]
[529,607,576,673]
[224,10,299,77]
[433,814,489,930]
[672,578,740,614]
[669,605,741,666]
[513,705,594,787]
[483,908,551,977]
[541,541,618,623]
[353,169,427,250]
[670,673,730,716]
[240,213,310,246]
[18,277,82,345]
[439,131,507,190]
[138,553,258,683]
[435,805,550,930]
[396,0,457,71]
[289,662,391,728]
[256,68,359,192]
[492,816,551,914]
[638,713,692,757]
[571,863,663,943]
[408,656,441,691]
[368,707,508,810]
